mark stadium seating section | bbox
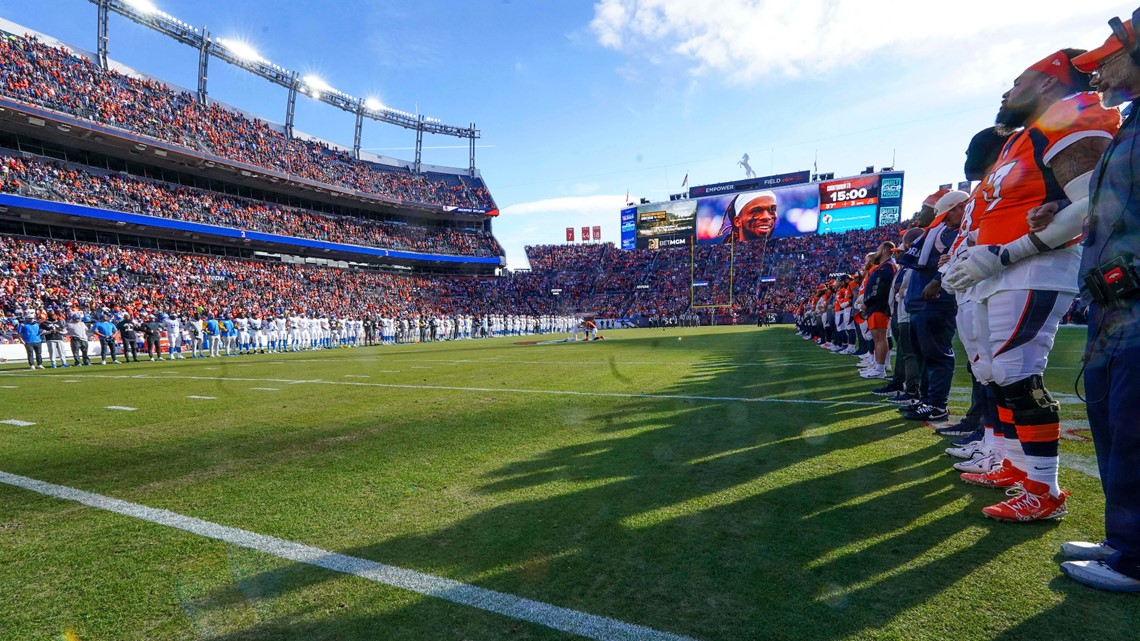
[0,33,494,210]
[0,155,501,257]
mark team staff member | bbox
[117,313,141,363]
[40,311,69,368]
[92,314,120,365]
[1044,18,1140,592]
[66,312,91,366]
[143,315,163,361]
[16,314,43,370]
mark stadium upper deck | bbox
[0,27,495,214]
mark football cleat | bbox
[981,479,1069,522]
[960,459,1026,488]
[953,451,999,473]
[884,391,915,404]
[1060,561,1140,592]
[945,441,987,459]
[1061,540,1117,561]
[950,428,985,447]
[902,404,949,421]
[934,421,977,437]
[859,367,887,379]
[871,382,902,396]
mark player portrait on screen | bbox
[696,183,819,244]
[722,191,778,242]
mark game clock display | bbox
[818,175,881,234]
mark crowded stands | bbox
[0,33,494,211]
[0,155,502,257]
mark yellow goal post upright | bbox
[690,232,734,310]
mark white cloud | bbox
[590,0,1126,83]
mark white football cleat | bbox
[945,441,987,460]
[953,451,999,473]
[1061,541,1117,561]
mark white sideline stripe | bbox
[22,374,885,408]
[105,406,137,411]
[1059,454,1101,480]
[0,470,698,641]
[343,375,370,378]
[250,387,280,391]
[186,395,217,400]
[61,380,81,383]
[0,385,18,389]
[1,419,35,427]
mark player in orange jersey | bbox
[944,50,1121,522]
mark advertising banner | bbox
[635,200,697,250]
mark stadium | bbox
[1,1,1138,640]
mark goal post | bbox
[690,234,735,310]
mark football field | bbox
[0,326,1131,641]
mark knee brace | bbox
[1000,375,1059,414]
[1000,375,1061,455]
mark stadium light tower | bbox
[89,0,482,173]
[353,98,364,160]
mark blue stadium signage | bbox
[687,170,811,197]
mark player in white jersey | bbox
[269,315,284,352]
[235,316,250,354]
[249,316,265,353]
[163,313,185,359]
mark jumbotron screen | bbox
[620,170,904,250]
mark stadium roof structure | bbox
[90,0,480,174]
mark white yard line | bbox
[250,387,280,391]
[186,396,217,400]
[13,373,886,408]
[0,419,35,427]
[105,406,137,411]
[1059,454,1101,479]
[0,470,698,641]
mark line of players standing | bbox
[13,311,583,367]
[798,26,1140,594]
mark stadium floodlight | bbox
[364,97,384,111]
[215,37,264,63]
[302,74,333,93]
[123,0,159,14]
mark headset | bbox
[1108,7,1140,66]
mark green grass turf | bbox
[0,326,1132,641]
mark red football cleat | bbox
[981,479,1069,523]
[960,459,1027,488]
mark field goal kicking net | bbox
[690,235,735,310]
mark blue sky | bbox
[0,0,1132,268]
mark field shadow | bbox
[167,329,1096,641]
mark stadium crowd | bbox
[0,33,494,210]
[0,155,502,256]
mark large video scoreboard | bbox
[620,169,905,250]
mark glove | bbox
[943,244,1003,292]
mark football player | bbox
[944,50,1120,521]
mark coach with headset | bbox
[1031,11,1140,593]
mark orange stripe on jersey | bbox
[976,92,1120,246]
